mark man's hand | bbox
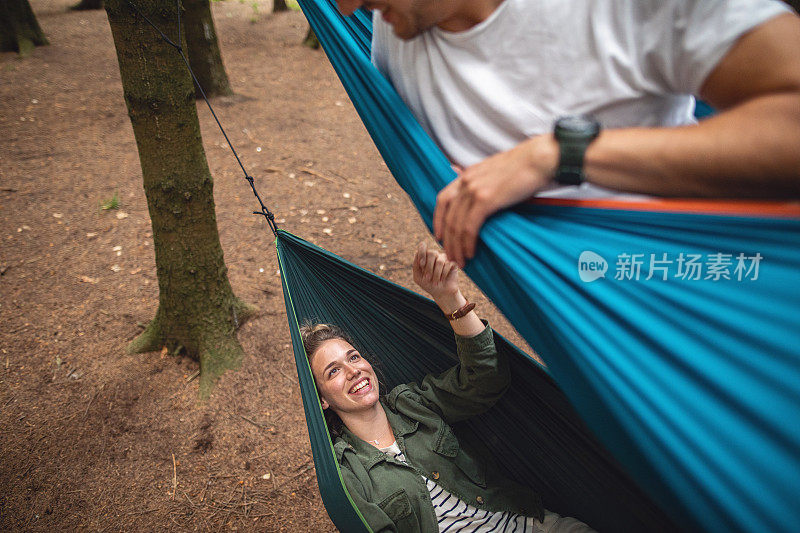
[433,135,558,267]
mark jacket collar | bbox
[333,397,418,466]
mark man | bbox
[336,0,800,267]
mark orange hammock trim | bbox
[530,197,800,218]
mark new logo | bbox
[578,251,607,282]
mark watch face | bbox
[558,116,591,132]
[555,115,600,136]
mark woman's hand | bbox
[413,241,464,314]
[413,241,484,337]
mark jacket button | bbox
[431,471,440,480]
[476,496,484,505]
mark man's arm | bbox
[588,12,800,197]
[434,13,800,267]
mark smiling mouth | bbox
[349,378,371,394]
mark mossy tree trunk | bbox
[0,0,48,55]
[183,0,232,99]
[71,0,104,11]
[273,0,288,13]
[105,0,256,398]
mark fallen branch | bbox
[171,453,177,501]
[181,489,212,530]
[7,324,30,335]
[83,385,103,418]
[126,507,159,516]
[298,168,336,183]
[277,368,296,384]
[330,203,378,211]
[239,414,268,429]
[290,459,314,479]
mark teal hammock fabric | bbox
[293,1,800,531]
[277,230,675,532]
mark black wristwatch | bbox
[553,115,601,186]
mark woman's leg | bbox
[534,509,597,533]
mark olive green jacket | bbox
[332,324,543,533]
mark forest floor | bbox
[0,1,531,531]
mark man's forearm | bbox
[582,12,800,199]
[583,93,800,198]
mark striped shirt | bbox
[380,442,537,533]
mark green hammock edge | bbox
[276,229,374,533]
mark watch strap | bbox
[555,141,588,185]
[553,116,600,186]
[446,301,475,321]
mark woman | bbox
[301,242,594,533]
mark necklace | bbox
[366,425,393,447]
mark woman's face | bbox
[310,338,380,415]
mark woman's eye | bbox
[328,368,338,377]
[349,353,360,362]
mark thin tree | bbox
[273,0,289,13]
[0,0,48,55]
[183,0,232,98]
[105,0,256,398]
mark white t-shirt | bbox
[380,441,540,532]
[371,0,790,199]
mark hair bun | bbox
[299,321,351,359]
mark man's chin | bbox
[393,28,421,40]
[389,21,422,40]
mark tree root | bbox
[127,317,164,354]
[127,298,258,398]
[198,336,245,400]
[303,28,320,50]
[232,298,260,330]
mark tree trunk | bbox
[183,0,232,99]
[105,0,256,398]
[0,0,48,55]
[273,0,289,12]
[70,0,104,11]
[303,26,319,49]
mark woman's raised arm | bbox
[412,241,483,337]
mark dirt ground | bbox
[0,1,529,531]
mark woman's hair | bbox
[299,322,353,361]
[299,321,354,437]
[298,321,386,438]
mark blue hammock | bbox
[294,1,800,531]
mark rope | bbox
[120,0,278,236]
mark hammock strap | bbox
[120,0,279,236]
